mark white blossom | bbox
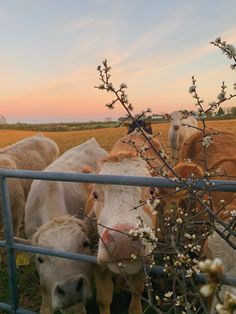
[202,136,213,148]
[231,210,236,217]
[199,258,224,274]
[217,91,226,101]
[198,111,207,120]
[189,85,196,93]
[216,291,236,314]
[164,291,173,299]
[186,269,193,278]
[200,283,215,297]
[176,218,183,224]
[226,44,236,57]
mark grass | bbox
[0,121,118,132]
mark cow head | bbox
[127,119,153,135]
[31,216,92,313]
[169,111,189,132]
[86,153,156,274]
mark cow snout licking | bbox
[52,274,91,311]
[173,124,180,131]
[98,223,144,263]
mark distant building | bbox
[152,115,164,121]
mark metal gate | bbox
[1,168,236,313]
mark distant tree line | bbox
[206,106,236,118]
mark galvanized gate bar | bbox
[0,302,11,311]
[9,243,236,286]
[13,243,97,263]
[0,168,236,191]
[0,239,6,247]
[149,266,236,287]
[0,177,19,313]
[15,309,37,314]
[0,306,37,314]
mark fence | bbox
[1,168,236,313]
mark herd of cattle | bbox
[0,110,236,314]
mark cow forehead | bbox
[99,158,150,177]
[171,111,183,121]
[33,217,86,249]
[37,228,85,251]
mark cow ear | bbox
[203,239,213,259]
[84,193,95,216]
[171,162,204,178]
[164,113,171,120]
[81,167,94,195]
[82,166,93,174]
[14,237,31,245]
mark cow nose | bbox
[173,125,180,131]
[101,223,135,245]
[99,223,144,262]
[54,276,84,298]
[52,275,91,310]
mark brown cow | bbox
[179,128,236,219]
[0,134,59,237]
[85,131,163,314]
[180,128,236,169]
[167,129,236,312]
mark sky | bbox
[0,0,236,123]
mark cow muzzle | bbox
[98,223,144,264]
[173,125,180,131]
[52,274,91,311]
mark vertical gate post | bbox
[0,177,19,313]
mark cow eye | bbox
[37,256,44,264]
[83,240,91,249]
[150,187,155,195]
[93,191,98,200]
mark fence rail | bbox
[1,168,236,313]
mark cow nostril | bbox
[56,285,66,297]
[102,229,114,244]
[76,277,84,292]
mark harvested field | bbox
[1,119,236,154]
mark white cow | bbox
[24,138,108,314]
[31,216,92,314]
[167,111,198,166]
[0,134,59,237]
[86,132,159,314]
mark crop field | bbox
[1,119,236,154]
[1,119,236,313]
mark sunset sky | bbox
[0,0,236,123]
